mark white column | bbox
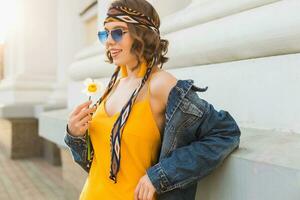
[46,0,84,108]
[0,0,58,109]
[66,0,107,109]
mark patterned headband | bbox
[104,6,160,34]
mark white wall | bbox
[66,0,300,135]
[39,1,300,199]
[170,53,300,134]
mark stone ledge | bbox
[234,127,300,170]
[39,109,300,170]
[0,104,36,118]
[196,127,300,200]
[43,139,62,166]
[38,108,69,147]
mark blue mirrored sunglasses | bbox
[97,28,128,44]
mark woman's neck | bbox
[125,65,140,79]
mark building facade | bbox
[0,0,299,199]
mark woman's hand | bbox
[134,174,156,200]
[67,100,97,137]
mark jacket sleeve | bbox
[146,100,241,194]
[64,125,93,173]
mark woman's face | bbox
[104,21,137,67]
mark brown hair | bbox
[105,0,169,68]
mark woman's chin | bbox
[113,60,120,65]
[112,58,118,64]
[112,58,125,66]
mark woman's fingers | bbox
[67,101,97,136]
[147,190,154,200]
[134,175,156,200]
[75,106,97,121]
[78,114,92,127]
[71,100,92,117]
[138,184,144,200]
[72,107,95,133]
[136,185,153,200]
[134,182,141,200]
[79,122,89,133]
[142,187,149,200]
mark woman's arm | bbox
[147,97,241,194]
[64,100,96,173]
[64,126,93,173]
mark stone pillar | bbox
[0,44,3,80]
[44,0,85,109]
[37,0,94,195]
[0,118,43,159]
[0,0,58,159]
[0,0,58,105]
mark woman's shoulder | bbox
[150,68,178,106]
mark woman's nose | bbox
[106,32,115,46]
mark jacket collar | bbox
[165,79,194,122]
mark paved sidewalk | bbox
[0,145,78,200]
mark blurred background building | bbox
[0,0,299,199]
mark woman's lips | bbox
[110,50,122,58]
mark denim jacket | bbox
[64,79,241,200]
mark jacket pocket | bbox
[178,97,204,129]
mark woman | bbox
[65,0,241,200]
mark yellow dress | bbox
[80,75,161,200]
